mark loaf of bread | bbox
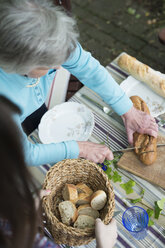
[76,193,91,206]
[77,204,99,219]
[76,183,93,196]
[58,201,78,226]
[90,190,107,210]
[130,96,157,165]
[73,215,95,229]
[117,53,165,98]
[62,184,78,204]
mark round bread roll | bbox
[90,190,107,210]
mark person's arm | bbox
[62,43,133,116]
[63,43,158,144]
[95,218,118,248]
[14,114,79,167]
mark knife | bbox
[112,143,165,153]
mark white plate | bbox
[120,76,165,117]
[38,102,94,144]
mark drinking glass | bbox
[122,206,149,240]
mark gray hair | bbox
[0,0,79,74]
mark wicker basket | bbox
[42,158,115,246]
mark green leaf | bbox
[148,218,154,226]
[108,174,112,180]
[147,209,154,226]
[120,180,136,194]
[154,202,162,219]
[127,7,136,15]
[157,198,165,210]
[100,141,105,145]
[128,198,142,204]
[135,14,141,19]
[112,170,122,183]
[104,160,112,166]
[106,167,112,174]
[147,209,154,217]
[140,189,145,196]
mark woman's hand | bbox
[77,141,114,163]
[95,218,117,248]
[122,106,158,145]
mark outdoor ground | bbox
[71,0,165,72]
[66,0,165,100]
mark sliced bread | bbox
[76,183,93,196]
[62,183,78,204]
[78,204,99,219]
[90,190,107,210]
[74,215,95,229]
[58,200,78,226]
[76,193,91,205]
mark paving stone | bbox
[72,0,165,73]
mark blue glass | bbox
[122,206,149,240]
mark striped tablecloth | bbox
[29,55,165,248]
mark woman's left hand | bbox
[121,106,158,145]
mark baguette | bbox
[76,193,91,206]
[77,204,99,219]
[76,183,93,196]
[117,53,165,98]
[62,184,78,204]
[73,215,95,229]
[58,201,78,226]
[130,96,157,165]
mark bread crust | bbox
[118,53,165,98]
[62,184,78,204]
[130,96,157,165]
[76,183,93,195]
[90,190,107,210]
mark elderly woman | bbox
[0,0,158,167]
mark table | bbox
[29,54,165,248]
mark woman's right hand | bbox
[95,218,117,248]
[77,141,114,163]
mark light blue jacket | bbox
[0,43,132,166]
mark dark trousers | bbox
[22,104,48,136]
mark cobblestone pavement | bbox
[71,0,165,73]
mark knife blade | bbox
[112,143,165,153]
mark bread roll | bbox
[76,183,93,196]
[62,184,78,204]
[130,96,157,165]
[90,190,107,210]
[74,215,95,229]
[78,204,99,219]
[117,53,165,98]
[58,201,78,226]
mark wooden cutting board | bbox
[118,135,165,188]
